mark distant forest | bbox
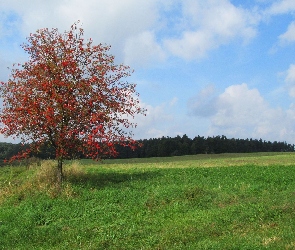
[116,135,295,159]
[0,135,294,161]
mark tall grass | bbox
[0,160,84,202]
[1,153,295,249]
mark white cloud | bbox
[265,1,295,51]
[190,83,295,142]
[164,30,215,60]
[0,0,160,65]
[0,134,19,144]
[0,11,21,38]
[133,98,179,139]
[1,0,158,37]
[124,31,166,67]
[169,97,178,106]
[211,83,268,128]
[0,58,9,81]
[188,84,217,117]
[163,0,258,60]
[279,21,295,44]
[284,64,295,97]
[0,0,264,65]
[0,44,27,81]
[266,0,295,15]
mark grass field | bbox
[1,152,295,249]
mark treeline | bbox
[0,135,294,161]
[0,143,24,160]
[115,135,295,159]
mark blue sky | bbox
[1,0,295,143]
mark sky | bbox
[1,0,295,144]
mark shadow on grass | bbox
[65,170,161,189]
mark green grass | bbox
[1,153,295,249]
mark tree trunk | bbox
[57,158,63,191]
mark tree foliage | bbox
[0,21,145,183]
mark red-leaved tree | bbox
[0,21,146,186]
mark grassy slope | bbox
[1,153,295,249]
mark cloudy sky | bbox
[1,0,295,143]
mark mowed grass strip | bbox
[0,153,295,249]
[80,152,295,168]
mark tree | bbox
[0,21,146,187]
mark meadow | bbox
[1,152,295,249]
